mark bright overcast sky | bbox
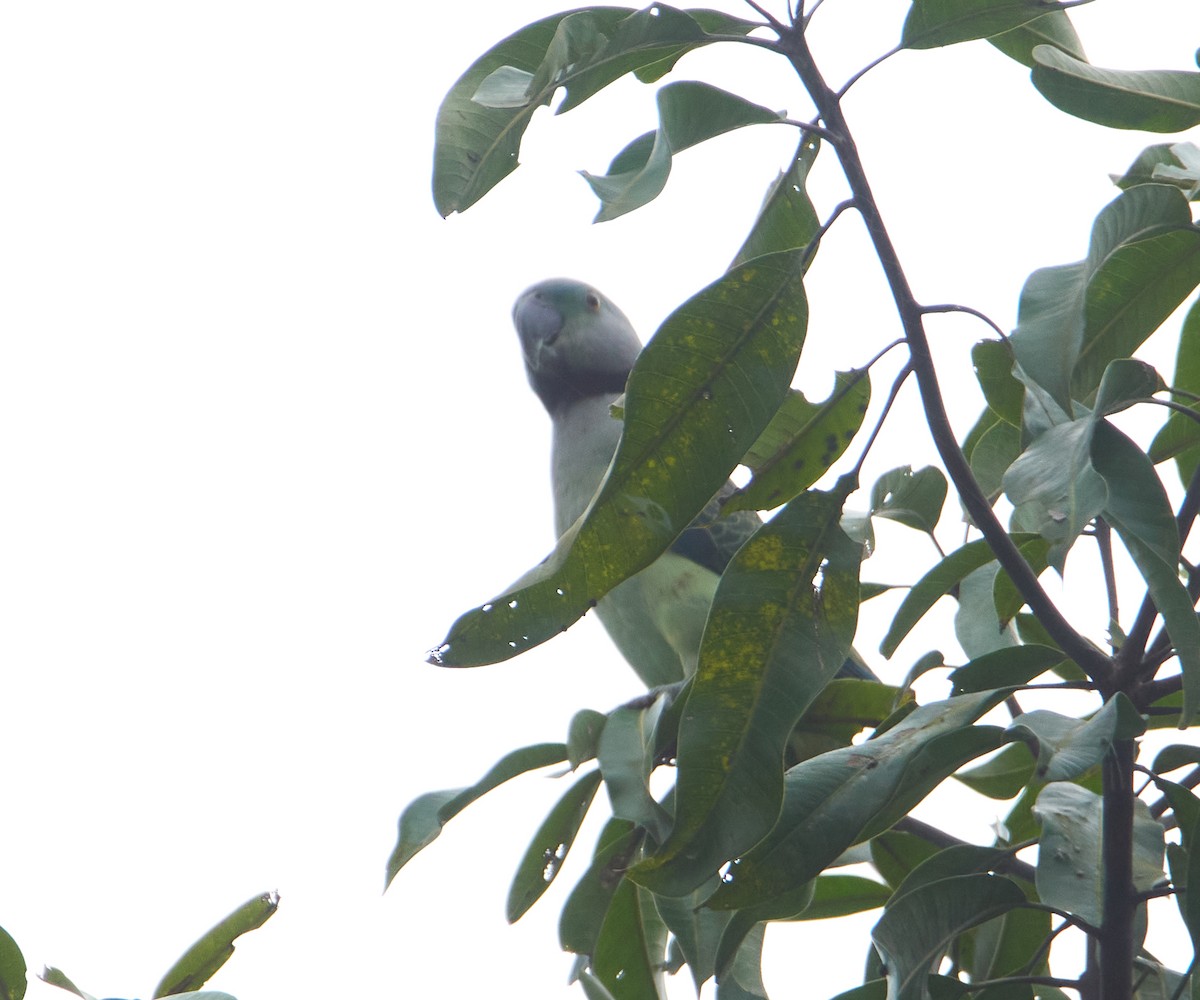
[2,2,1199,998]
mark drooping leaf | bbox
[583,81,785,222]
[632,478,861,897]
[966,414,1022,501]
[724,370,871,514]
[714,923,768,1000]
[591,878,668,1000]
[880,534,1043,657]
[1113,143,1194,191]
[703,691,1010,912]
[870,466,947,535]
[152,892,279,999]
[568,709,609,768]
[901,0,1073,51]
[987,9,1084,67]
[560,819,640,956]
[955,741,1037,799]
[508,769,604,923]
[1149,296,1200,486]
[966,904,1052,986]
[872,874,1026,1000]
[1011,185,1200,414]
[653,874,732,991]
[433,250,809,667]
[1151,778,1200,965]
[991,535,1051,624]
[871,830,943,890]
[955,563,1019,658]
[785,874,892,920]
[1092,421,1200,724]
[1153,744,1200,775]
[730,136,822,269]
[949,644,1065,694]
[432,6,757,215]
[788,677,906,764]
[973,340,1024,427]
[1032,782,1165,926]
[0,927,25,1000]
[1148,141,1200,198]
[385,743,568,887]
[1007,695,1144,783]
[1032,45,1200,132]
[37,969,91,1000]
[597,697,672,842]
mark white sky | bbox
[1,2,1199,998]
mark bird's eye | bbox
[585,292,600,310]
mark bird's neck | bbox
[528,366,631,420]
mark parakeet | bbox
[513,277,877,689]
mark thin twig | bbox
[851,364,914,478]
[1095,518,1120,649]
[921,302,1010,341]
[838,46,902,98]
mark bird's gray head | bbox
[512,279,642,416]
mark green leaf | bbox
[724,369,871,514]
[38,969,92,1000]
[1007,695,1144,783]
[568,708,608,768]
[1149,296,1200,486]
[582,81,784,222]
[560,819,640,956]
[871,830,943,890]
[1149,142,1200,198]
[901,0,1072,50]
[632,480,861,897]
[1151,778,1200,964]
[949,644,1066,694]
[714,925,769,1000]
[967,905,1052,984]
[507,769,603,923]
[1032,782,1165,926]
[597,697,672,842]
[1011,185,1200,414]
[1003,414,1106,571]
[433,250,810,668]
[870,466,947,534]
[880,535,1043,657]
[955,741,1037,799]
[973,340,1024,427]
[1093,359,1166,416]
[653,874,731,990]
[991,536,1050,623]
[786,874,892,920]
[955,563,1019,658]
[1113,143,1192,191]
[730,136,822,269]
[968,416,1022,501]
[431,6,756,215]
[704,691,1010,912]
[592,879,668,1000]
[385,743,568,888]
[152,892,279,999]
[1153,744,1200,775]
[0,927,25,1000]
[1032,45,1200,132]
[1092,421,1200,724]
[788,677,906,764]
[987,9,1085,67]
[872,874,1026,1000]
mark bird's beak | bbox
[514,294,565,370]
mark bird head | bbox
[512,279,642,415]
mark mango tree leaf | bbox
[901,0,1074,50]
[1113,143,1193,191]
[871,830,943,890]
[432,249,809,667]
[1033,782,1165,927]
[880,535,1043,657]
[1149,296,1200,486]
[0,926,25,1000]
[724,370,871,514]
[597,697,672,842]
[385,742,568,887]
[560,819,640,956]
[432,6,756,215]
[729,136,822,269]
[1003,414,1106,571]
[702,691,1010,912]
[870,466,947,534]
[1153,744,1200,775]
[966,904,1052,985]
[1150,778,1200,966]
[568,709,609,768]
[1007,695,1144,783]
[578,973,620,1000]
[37,969,92,1000]
[987,9,1084,67]
[714,923,768,1000]
[1032,45,1200,132]
[1092,421,1200,723]
[632,478,861,897]
[583,81,785,222]
[152,892,279,999]
[1011,185,1198,414]
[967,415,1022,501]
[872,874,1026,1000]
[954,741,1037,799]
[787,677,905,764]
[1150,141,1200,198]
[508,768,604,923]
[955,563,1019,658]
[653,875,732,991]
[1093,359,1165,416]
[991,535,1051,624]
[786,875,892,920]
[950,644,1066,694]
[591,879,668,1000]
[973,339,1024,427]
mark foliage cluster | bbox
[391,3,1200,999]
